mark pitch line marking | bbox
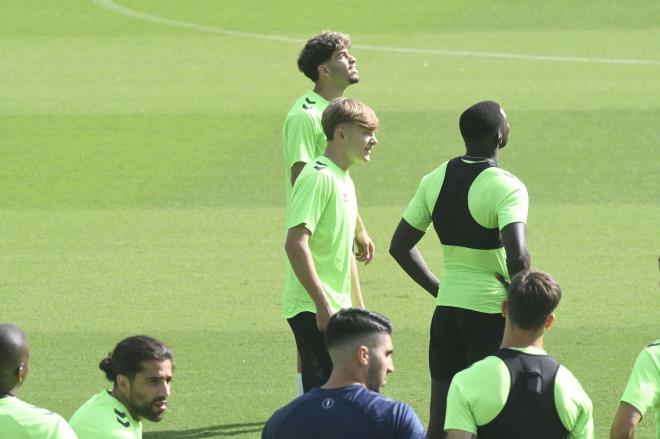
[93,0,660,66]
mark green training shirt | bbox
[282,91,330,201]
[402,158,528,313]
[0,396,78,439]
[445,346,594,438]
[620,340,660,438]
[69,390,142,439]
[283,155,357,319]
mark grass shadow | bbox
[143,421,265,438]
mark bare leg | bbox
[427,378,450,439]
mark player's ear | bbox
[544,313,555,329]
[356,345,369,366]
[116,374,130,394]
[318,63,330,78]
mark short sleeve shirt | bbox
[282,91,329,201]
[0,396,78,439]
[69,390,142,439]
[282,155,358,318]
[445,346,594,439]
[402,159,528,313]
[262,385,426,439]
[620,340,660,438]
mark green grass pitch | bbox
[1,0,659,437]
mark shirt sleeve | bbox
[286,170,331,234]
[554,366,594,439]
[444,374,478,434]
[402,175,433,232]
[51,414,79,439]
[620,347,660,417]
[392,402,426,439]
[497,175,528,228]
[284,111,319,169]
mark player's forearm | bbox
[285,239,331,310]
[350,255,365,308]
[389,245,439,297]
[610,403,641,439]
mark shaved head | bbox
[0,323,29,395]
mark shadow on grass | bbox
[143,421,265,438]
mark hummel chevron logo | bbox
[305,97,316,104]
[302,104,310,110]
[114,409,126,418]
[314,161,327,171]
[116,417,130,428]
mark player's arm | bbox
[285,224,334,330]
[389,219,439,297]
[610,402,642,439]
[354,213,375,264]
[501,222,530,278]
[350,255,365,308]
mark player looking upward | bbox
[285,98,379,393]
[389,100,530,438]
[0,323,78,439]
[69,336,173,439]
[283,31,373,394]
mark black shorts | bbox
[287,312,332,392]
[429,306,505,382]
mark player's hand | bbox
[315,306,335,332]
[495,272,511,289]
[355,231,375,264]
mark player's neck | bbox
[313,81,345,102]
[322,369,365,390]
[322,149,350,171]
[111,387,141,422]
[464,147,498,164]
[501,326,545,350]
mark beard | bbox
[128,392,168,422]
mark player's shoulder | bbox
[71,391,136,434]
[2,398,75,438]
[286,92,325,119]
[555,365,592,406]
[637,340,660,369]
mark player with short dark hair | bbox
[390,100,531,438]
[0,323,78,439]
[285,98,379,393]
[610,340,659,439]
[262,308,426,438]
[444,270,593,439]
[283,30,373,395]
[69,336,173,439]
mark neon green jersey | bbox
[282,91,330,201]
[283,155,357,318]
[445,346,594,438]
[620,340,660,439]
[402,158,528,313]
[69,390,142,439]
[0,396,78,439]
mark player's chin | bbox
[348,74,360,84]
[145,404,168,422]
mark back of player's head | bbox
[0,323,29,393]
[322,98,379,140]
[459,100,505,150]
[507,270,562,330]
[298,30,352,82]
[325,308,392,351]
[99,335,172,384]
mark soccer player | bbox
[610,340,659,438]
[262,308,426,438]
[69,336,173,439]
[284,31,373,394]
[444,270,594,439]
[389,100,530,438]
[284,97,379,393]
[0,323,78,439]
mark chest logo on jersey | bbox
[321,398,335,409]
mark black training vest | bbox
[431,157,503,250]
[477,348,569,439]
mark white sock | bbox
[295,373,304,396]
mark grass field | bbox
[1,0,659,437]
